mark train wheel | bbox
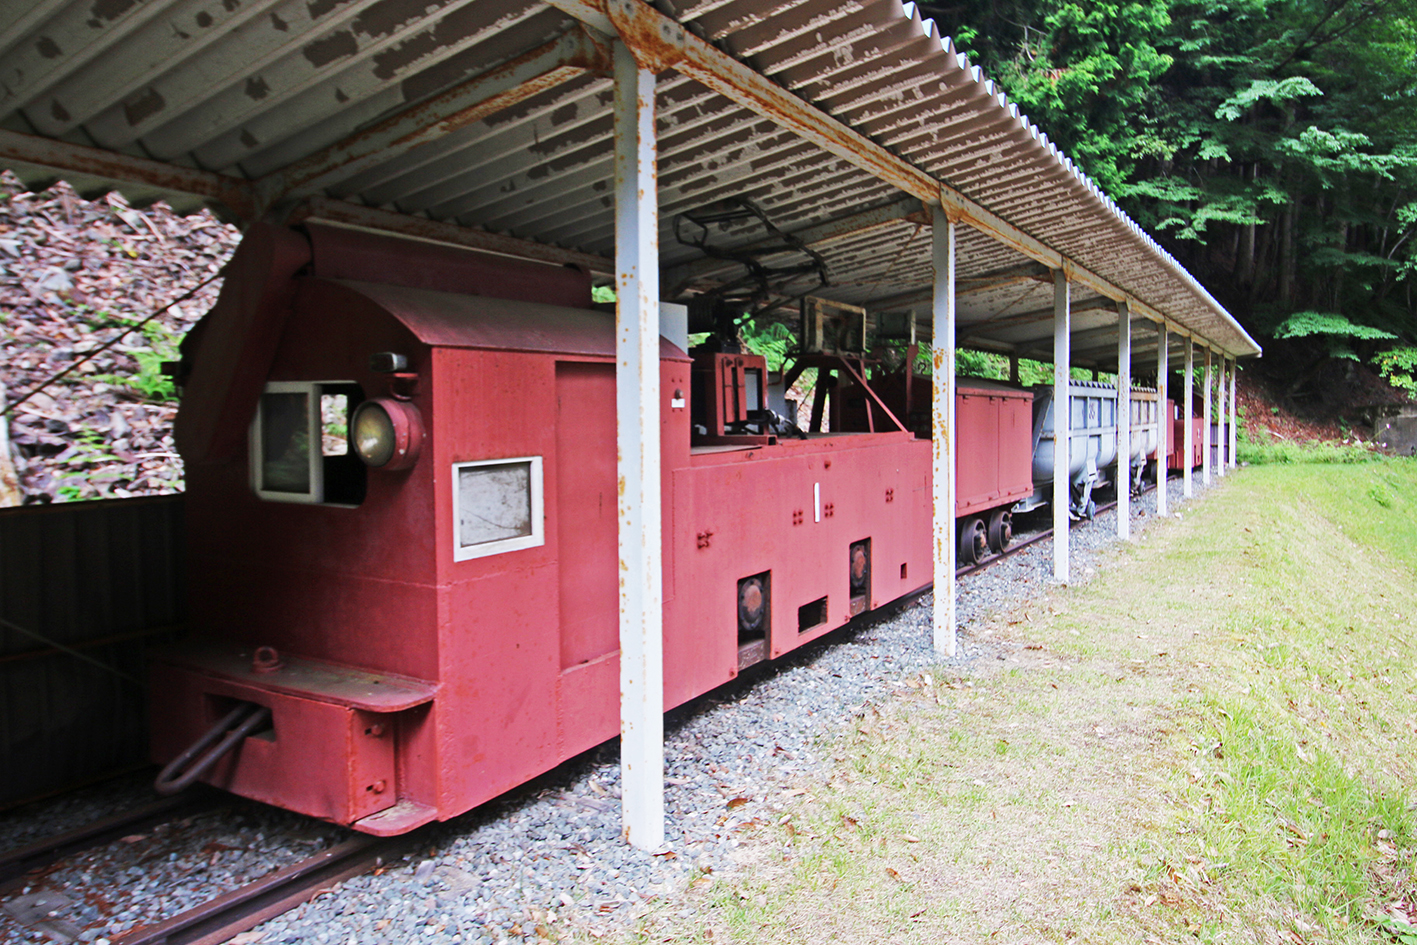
[987,509,1012,553]
[958,516,987,565]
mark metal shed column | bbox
[931,207,957,657]
[1156,324,1168,517]
[1203,348,1213,486]
[1053,270,1070,584]
[1229,359,1238,468]
[613,39,663,852]
[1116,302,1131,540]
[1183,341,1194,499]
[1216,357,1227,477]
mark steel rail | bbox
[0,792,216,887]
[955,477,1167,579]
[113,833,416,945]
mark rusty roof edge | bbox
[564,0,1260,358]
[0,128,258,222]
[934,26,1261,358]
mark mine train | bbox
[150,222,1210,833]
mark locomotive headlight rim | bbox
[351,397,424,470]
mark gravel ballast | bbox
[0,475,1219,944]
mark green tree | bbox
[921,0,1417,406]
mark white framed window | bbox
[452,456,544,561]
[251,381,365,505]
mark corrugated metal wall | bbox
[0,495,184,807]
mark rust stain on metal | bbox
[550,102,578,126]
[607,0,684,72]
[303,30,358,66]
[289,197,613,272]
[89,0,139,25]
[354,0,456,41]
[0,129,257,221]
[123,87,166,127]
[306,0,352,19]
[370,3,503,80]
[269,33,608,204]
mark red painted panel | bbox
[955,385,1034,518]
[149,663,397,825]
[663,435,932,708]
[1168,399,1205,471]
[555,362,619,670]
[956,392,999,513]
[174,223,311,465]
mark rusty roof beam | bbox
[285,196,615,274]
[258,28,613,211]
[866,261,1052,311]
[0,128,257,221]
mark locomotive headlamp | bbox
[350,397,423,470]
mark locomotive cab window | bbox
[251,381,366,505]
[453,457,545,561]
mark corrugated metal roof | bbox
[0,0,1261,361]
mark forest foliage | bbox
[920,0,1417,401]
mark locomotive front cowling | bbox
[151,223,619,835]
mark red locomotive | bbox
[150,222,935,834]
[149,218,1194,833]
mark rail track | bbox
[112,833,415,945]
[0,793,215,889]
[954,477,1166,579]
[0,786,422,945]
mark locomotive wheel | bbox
[849,543,870,593]
[987,509,1012,553]
[737,577,766,635]
[958,516,987,565]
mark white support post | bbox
[1116,302,1131,540]
[931,207,957,657]
[1183,341,1193,499]
[1053,270,1070,584]
[1156,324,1168,517]
[1202,347,1213,486]
[613,40,663,852]
[1216,357,1227,477]
[1229,358,1238,468]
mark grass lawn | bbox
[590,458,1417,945]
